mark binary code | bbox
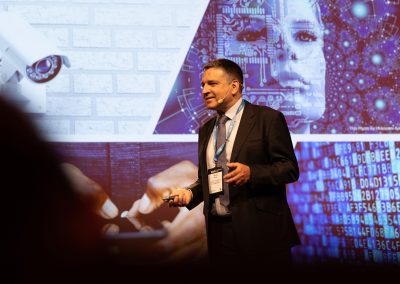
[288,141,400,264]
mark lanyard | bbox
[213,100,245,164]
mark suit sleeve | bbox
[186,127,205,210]
[186,178,202,210]
[249,111,299,186]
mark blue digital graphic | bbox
[289,141,400,264]
[155,0,400,134]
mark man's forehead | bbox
[202,67,228,80]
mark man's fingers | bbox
[162,195,177,202]
[225,169,248,185]
[225,168,242,181]
[180,193,188,205]
[175,193,185,206]
[227,162,238,168]
[168,190,190,207]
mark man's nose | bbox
[202,85,209,96]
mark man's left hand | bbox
[225,162,251,186]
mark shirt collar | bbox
[224,98,243,120]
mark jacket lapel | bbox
[230,102,255,162]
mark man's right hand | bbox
[168,187,193,207]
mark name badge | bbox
[207,167,223,194]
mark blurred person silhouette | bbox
[0,94,202,279]
[0,94,203,280]
[0,94,106,282]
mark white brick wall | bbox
[47,97,92,116]
[96,97,154,117]
[75,120,115,135]
[68,51,134,71]
[74,74,113,93]
[157,29,190,48]
[1,0,208,139]
[33,119,71,137]
[115,30,154,48]
[73,29,112,48]
[46,74,70,93]
[93,6,173,26]
[117,74,155,94]
[38,27,69,48]
[118,120,148,135]
[137,51,179,71]
[7,5,90,25]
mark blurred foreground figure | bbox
[0,95,103,282]
[0,94,209,282]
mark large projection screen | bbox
[2,0,399,267]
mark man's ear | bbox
[231,79,241,96]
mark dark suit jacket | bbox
[187,100,300,256]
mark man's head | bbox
[201,58,243,114]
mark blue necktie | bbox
[216,115,230,207]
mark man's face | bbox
[217,0,326,133]
[201,67,233,112]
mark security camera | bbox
[0,12,71,113]
[0,11,70,85]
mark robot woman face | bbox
[218,0,326,133]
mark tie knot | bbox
[218,115,229,125]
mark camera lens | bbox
[36,58,52,74]
[26,55,62,83]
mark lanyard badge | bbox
[207,167,224,194]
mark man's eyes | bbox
[293,31,317,42]
[201,82,217,88]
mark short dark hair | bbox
[204,58,244,91]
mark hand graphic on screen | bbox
[125,160,207,263]
[126,160,197,226]
[61,160,207,263]
[61,162,119,220]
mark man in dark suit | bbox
[169,58,300,268]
